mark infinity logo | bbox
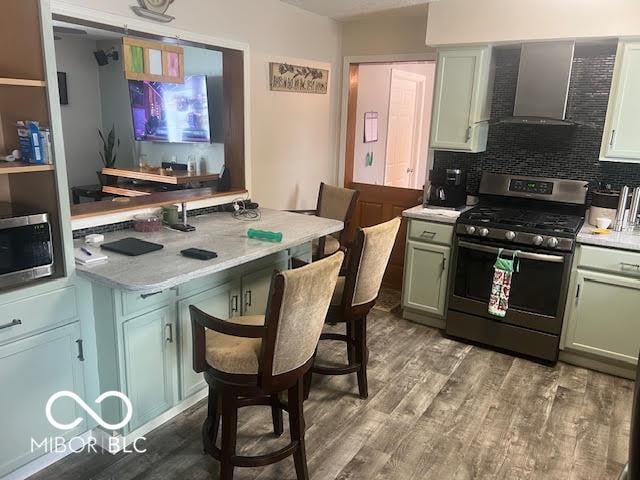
[46,391,133,431]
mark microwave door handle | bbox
[457,241,565,264]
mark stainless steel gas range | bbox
[446,173,589,362]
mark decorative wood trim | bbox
[101,166,219,185]
[122,36,184,83]
[0,78,46,87]
[0,162,54,174]
[344,64,359,187]
[70,188,247,219]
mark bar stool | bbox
[190,251,344,480]
[290,182,359,260]
[307,217,401,399]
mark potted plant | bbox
[97,125,120,186]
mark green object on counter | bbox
[247,228,283,243]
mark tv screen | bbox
[128,75,211,143]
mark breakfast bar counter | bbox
[76,209,343,293]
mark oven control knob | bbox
[547,237,559,248]
[465,225,476,235]
[532,235,544,246]
[478,228,489,237]
[505,231,516,241]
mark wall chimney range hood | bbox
[501,41,576,126]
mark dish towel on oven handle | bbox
[488,248,520,318]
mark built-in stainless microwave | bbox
[0,203,54,289]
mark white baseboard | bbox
[2,388,208,479]
[1,431,94,480]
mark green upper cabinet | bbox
[177,280,240,400]
[430,46,494,153]
[565,269,640,364]
[601,41,640,162]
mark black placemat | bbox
[101,237,164,256]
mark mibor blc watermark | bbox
[31,391,147,455]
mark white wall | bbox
[426,0,640,46]
[342,11,436,57]
[54,36,104,188]
[353,63,435,187]
[53,0,342,210]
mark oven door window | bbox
[0,224,53,275]
[454,243,565,317]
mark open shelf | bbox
[0,162,54,174]
[0,77,46,87]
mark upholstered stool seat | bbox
[191,252,344,480]
[205,316,264,375]
[289,183,359,261]
[312,235,341,257]
[307,217,401,399]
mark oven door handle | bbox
[457,241,565,264]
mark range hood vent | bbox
[501,41,576,126]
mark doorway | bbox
[340,55,436,289]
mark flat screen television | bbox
[128,75,211,143]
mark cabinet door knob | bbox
[76,339,85,361]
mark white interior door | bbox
[385,69,425,188]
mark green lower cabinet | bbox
[565,270,640,364]
[178,280,240,400]
[122,306,177,431]
[402,240,450,317]
[241,260,288,316]
[0,323,85,477]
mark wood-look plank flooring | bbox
[29,304,634,480]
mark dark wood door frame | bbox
[339,54,436,289]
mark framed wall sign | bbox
[122,37,184,83]
[269,62,329,94]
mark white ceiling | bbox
[280,0,432,20]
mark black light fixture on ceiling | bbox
[94,48,119,66]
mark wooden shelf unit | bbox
[0,161,54,174]
[0,0,66,284]
[0,78,46,87]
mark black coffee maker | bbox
[426,168,467,209]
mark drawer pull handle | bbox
[76,339,85,361]
[245,290,252,309]
[620,262,640,271]
[421,231,437,239]
[140,291,162,299]
[231,295,239,313]
[0,319,22,331]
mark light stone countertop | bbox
[403,204,473,224]
[75,209,343,293]
[577,223,640,252]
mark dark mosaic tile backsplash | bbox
[433,42,640,194]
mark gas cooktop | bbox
[460,206,584,236]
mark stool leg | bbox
[220,390,238,480]
[202,387,220,454]
[288,380,309,480]
[355,316,368,399]
[346,321,356,366]
[271,394,284,437]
